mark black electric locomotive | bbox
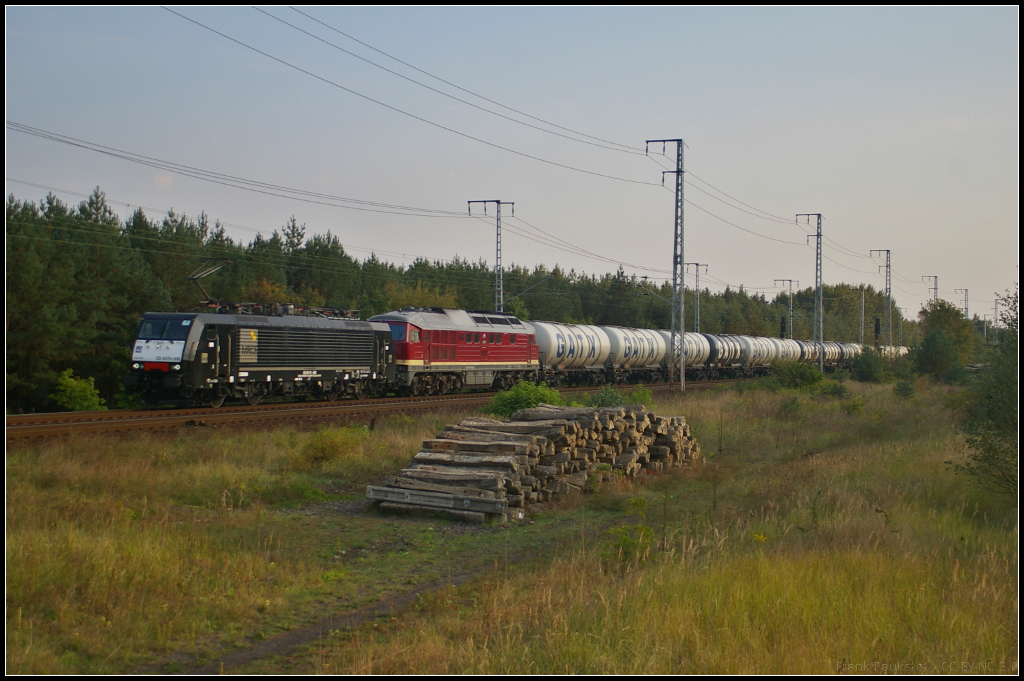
[124,312,396,406]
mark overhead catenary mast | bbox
[798,214,824,372]
[871,249,892,347]
[468,200,514,313]
[647,138,685,392]
[685,263,708,332]
[956,289,969,318]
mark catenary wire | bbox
[287,6,644,154]
[254,7,644,156]
[161,7,660,187]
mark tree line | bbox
[11,188,996,413]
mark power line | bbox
[506,215,672,275]
[685,168,792,222]
[679,189,806,246]
[287,6,644,154]
[161,7,659,187]
[7,121,473,218]
[648,151,800,226]
[254,7,642,156]
[6,173,675,277]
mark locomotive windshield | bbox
[137,318,194,341]
[387,323,406,341]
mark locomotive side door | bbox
[204,324,232,381]
[423,330,431,368]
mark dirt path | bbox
[135,507,609,675]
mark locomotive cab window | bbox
[409,329,421,342]
[388,324,407,341]
[137,318,193,341]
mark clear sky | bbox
[5,7,1018,319]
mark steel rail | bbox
[7,381,730,440]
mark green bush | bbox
[893,380,916,399]
[779,396,802,416]
[850,347,884,382]
[587,384,626,408]
[951,288,1017,495]
[770,360,824,389]
[483,381,564,418]
[889,354,918,381]
[628,384,654,407]
[940,362,970,386]
[49,369,107,411]
[817,380,851,399]
[842,395,866,414]
[917,329,958,378]
[113,384,143,410]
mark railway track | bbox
[6,380,731,440]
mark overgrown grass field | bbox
[7,411,550,674]
[6,380,1017,674]
[300,381,1017,674]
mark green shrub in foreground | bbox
[49,368,107,411]
[770,360,824,389]
[484,381,564,418]
[589,384,626,408]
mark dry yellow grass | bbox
[304,381,1017,675]
[5,414,439,674]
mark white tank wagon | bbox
[837,343,863,364]
[745,335,778,369]
[604,326,643,367]
[767,337,803,363]
[821,342,844,366]
[635,328,668,367]
[654,331,713,368]
[529,321,611,384]
[603,326,667,383]
[795,340,819,364]
[703,334,745,375]
[877,345,909,359]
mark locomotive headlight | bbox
[171,364,181,371]
[132,363,141,369]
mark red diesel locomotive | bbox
[368,307,540,395]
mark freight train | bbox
[123,306,907,406]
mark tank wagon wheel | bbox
[208,393,226,408]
